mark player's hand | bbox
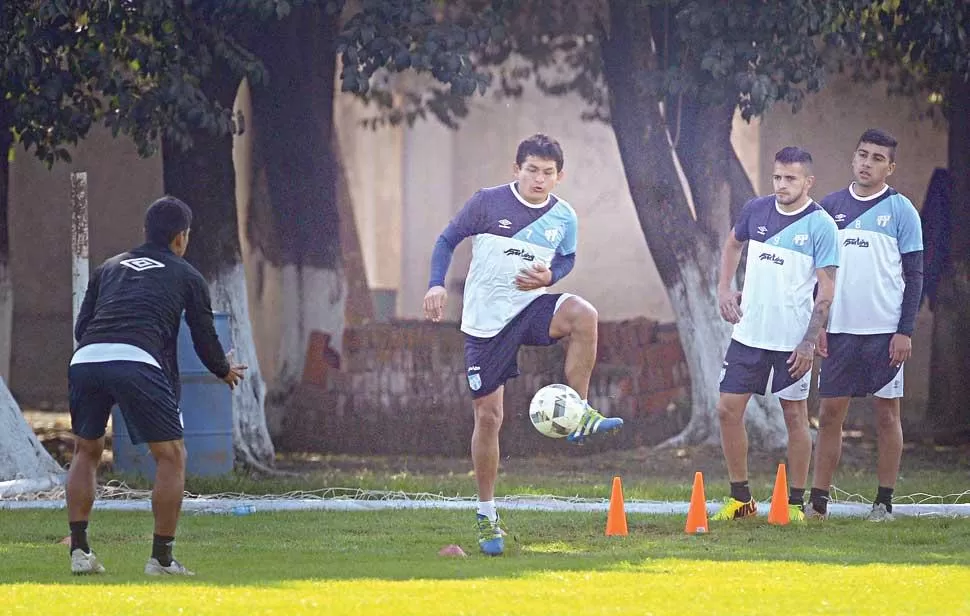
[515,262,552,291]
[816,330,829,358]
[787,340,814,379]
[222,350,248,390]
[423,286,447,322]
[718,288,743,324]
[889,333,911,368]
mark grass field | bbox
[4,507,970,615]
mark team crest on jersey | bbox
[544,225,564,244]
[876,214,891,227]
[468,373,482,391]
[792,234,809,246]
[120,257,165,272]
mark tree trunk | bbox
[603,1,786,449]
[0,377,63,481]
[247,6,346,436]
[928,74,970,443]
[162,67,275,470]
[1,111,12,384]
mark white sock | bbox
[477,500,497,522]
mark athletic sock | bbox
[788,487,806,508]
[730,481,752,503]
[875,486,894,513]
[477,500,497,523]
[152,535,175,567]
[69,520,90,554]
[810,488,830,515]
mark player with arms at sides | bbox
[809,129,924,522]
[713,147,840,522]
[67,197,247,576]
[423,133,623,556]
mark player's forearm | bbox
[549,252,576,284]
[717,239,743,292]
[428,234,457,288]
[897,251,924,336]
[802,266,837,344]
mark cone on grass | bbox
[685,471,709,534]
[605,476,629,536]
[767,463,790,526]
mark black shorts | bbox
[69,361,182,444]
[818,333,904,399]
[464,294,566,399]
[719,339,811,401]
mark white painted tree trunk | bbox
[0,377,63,481]
[208,264,276,470]
[659,254,788,450]
[0,261,11,384]
[266,264,346,425]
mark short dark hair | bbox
[515,133,564,172]
[145,196,193,246]
[857,128,898,162]
[774,146,814,168]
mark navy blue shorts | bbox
[818,333,903,399]
[464,294,565,398]
[69,361,183,444]
[719,339,811,401]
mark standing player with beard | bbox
[713,147,840,522]
[423,133,623,556]
[809,129,924,521]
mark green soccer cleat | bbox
[711,497,758,521]
[788,504,806,522]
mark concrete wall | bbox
[8,129,163,406]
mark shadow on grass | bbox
[3,509,970,586]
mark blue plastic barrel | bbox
[112,312,234,477]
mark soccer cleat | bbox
[866,502,895,522]
[476,513,505,556]
[711,497,758,521]
[70,549,105,575]
[567,404,624,443]
[788,504,806,522]
[805,502,828,520]
[144,558,195,576]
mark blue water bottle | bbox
[231,504,256,516]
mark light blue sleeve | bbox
[813,212,840,269]
[557,206,579,256]
[895,196,924,254]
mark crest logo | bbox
[876,214,891,227]
[792,234,809,246]
[544,226,563,243]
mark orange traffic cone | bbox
[767,463,790,526]
[605,476,629,536]
[685,471,709,534]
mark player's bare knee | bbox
[873,398,901,428]
[473,400,503,432]
[149,440,186,467]
[567,297,598,336]
[716,399,744,424]
[73,437,104,460]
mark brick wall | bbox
[279,317,691,456]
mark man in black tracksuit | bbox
[66,196,246,576]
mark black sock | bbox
[69,521,90,554]
[730,480,752,503]
[152,535,175,567]
[810,488,830,514]
[788,487,805,507]
[875,486,894,513]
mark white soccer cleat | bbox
[145,557,195,576]
[866,502,895,522]
[70,549,106,575]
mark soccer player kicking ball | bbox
[713,147,840,523]
[423,134,623,556]
[67,197,247,575]
[808,129,924,522]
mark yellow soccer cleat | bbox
[711,497,758,521]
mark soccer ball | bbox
[529,384,586,438]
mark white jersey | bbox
[731,196,840,352]
[440,183,578,338]
[822,184,923,334]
